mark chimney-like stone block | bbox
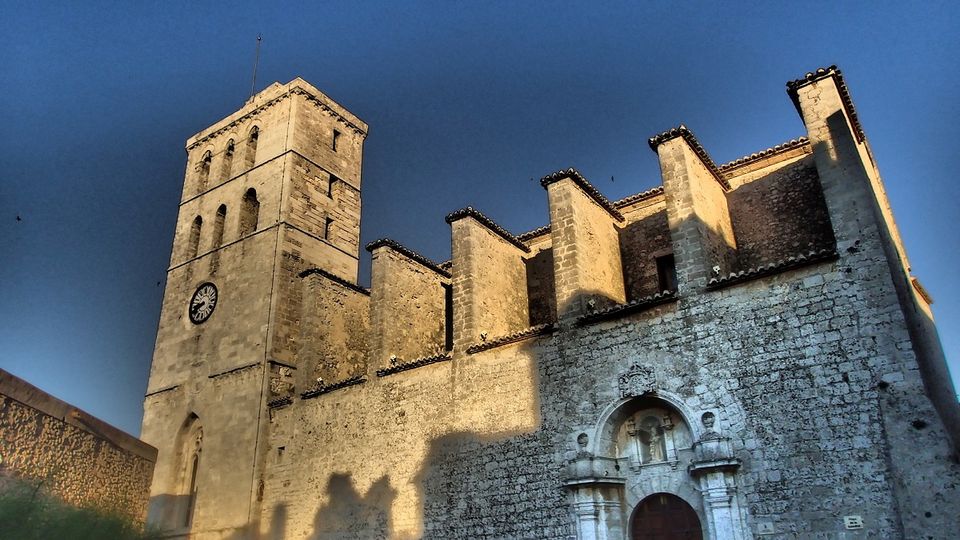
[447,209,530,349]
[367,240,450,371]
[653,129,737,293]
[542,170,626,319]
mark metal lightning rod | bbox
[250,34,262,99]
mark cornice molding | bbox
[577,290,678,325]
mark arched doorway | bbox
[630,492,702,540]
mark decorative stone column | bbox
[687,413,746,540]
[564,447,627,540]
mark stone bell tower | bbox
[140,79,367,538]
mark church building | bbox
[140,66,960,539]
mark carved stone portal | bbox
[618,364,656,398]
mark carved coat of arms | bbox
[618,363,657,398]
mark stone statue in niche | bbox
[618,363,656,398]
[627,415,667,464]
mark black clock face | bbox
[189,282,218,324]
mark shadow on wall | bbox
[308,474,396,540]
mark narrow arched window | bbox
[197,151,212,192]
[187,216,202,259]
[212,205,227,248]
[244,126,259,169]
[173,414,203,529]
[240,188,259,236]
[220,139,235,181]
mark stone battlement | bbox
[283,125,834,392]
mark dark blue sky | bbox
[3,1,958,436]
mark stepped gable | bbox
[365,238,451,277]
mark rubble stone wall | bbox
[0,369,156,522]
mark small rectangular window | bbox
[442,283,453,351]
[324,217,334,240]
[656,254,677,293]
[332,129,341,151]
[328,174,338,198]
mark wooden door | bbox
[630,493,703,540]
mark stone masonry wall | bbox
[618,199,672,300]
[369,247,448,369]
[258,247,960,538]
[450,215,530,346]
[0,369,156,522]
[727,155,836,269]
[298,272,370,386]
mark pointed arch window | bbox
[212,205,227,249]
[197,151,212,192]
[244,126,259,169]
[240,188,260,236]
[187,216,202,259]
[174,414,203,529]
[220,139,235,181]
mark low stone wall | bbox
[0,369,157,522]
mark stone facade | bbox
[141,67,960,539]
[0,368,157,522]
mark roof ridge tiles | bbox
[717,137,810,173]
[613,186,665,208]
[786,65,865,143]
[375,352,452,377]
[647,125,730,191]
[707,247,839,289]
[445,207,531,252]
[465,323,556,354]
[365,238,451,277]
[540,168,625,222]
[298,267,370,295]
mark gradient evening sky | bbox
[2,1,958,436]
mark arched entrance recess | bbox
[630,492,703,540]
